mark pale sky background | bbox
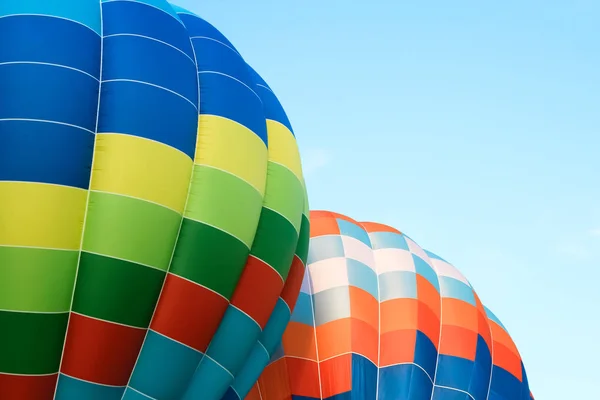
[177,1,599,398]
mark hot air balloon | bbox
[250,211,532,400]
[0,1,308,399]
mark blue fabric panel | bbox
[102,35,198,104]
[350,354,378,400]
[0,0,102,34]
[290,292,315,325]
[127,330,203,400]
[0,63,99,131]
[337,219,371,247]
[432,386,472,400]
[414,330,438,379]
[0,120,94,188]
[435,355,474,394]
[254,81,295,135]
[347,259,379,299]
[55,373,124,400]
[307,235,345,264]
[181,356,232,400]
[470,335,492,400]
[0,15,101,76]
[198,72,267,145]
[97,80,198,158]
[413,254,440,292]
[369,231,409,250]
[378,363,433,400]
[177,14,240,55]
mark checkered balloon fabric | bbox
[249,211,533,400]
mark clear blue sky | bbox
[178,1,599,398]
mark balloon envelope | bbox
[0,1,307,399]
[252,211,532,400]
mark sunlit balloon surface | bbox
[248,211,534,400]
[0,1,309,399]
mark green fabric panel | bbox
[72,252,166,328]
[251,207,298,281]
[262,162,304,233]
[0,310,68,374]
[0,246,78,312]
[170,218,250,299]
[83,191,181,271]
[295,214,311,266]
[184,165,263,248]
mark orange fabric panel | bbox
[319,353,352,397]
[316,318,352,360]
[286,357,322,398]
[350,318,379,364]
[489,321,520,356]
[417,300,441,349]
[282,321,318,360]
[441,298,478,331]
[349,286,379,329]
[380,298,418,333]
[244,383,263,400]
[477,309,492,350]
[360,221,402,234]
[439,325,477,361]
[380,329,416,367]
[416,274,441,319]
[257,359,292,400]
[492,341,523,381]
[309,212,341,238]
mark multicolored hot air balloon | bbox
[250,211,533,400]
[0,1,308,399]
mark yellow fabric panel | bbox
[0,181,87,250]
[90,133,193,213]
[196,115,268,195]
[266,120,303,183]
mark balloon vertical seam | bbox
[52,1,105,398]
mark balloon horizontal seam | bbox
[101,79,198,110]
[0,14,100,36]
[0,371,58,377]
[165,272,229,301]
[70,311,146,330]
[0,308,68,314]
[101,0,185,28]
[125,386,156,399]
[256,83,274,95]
[318,350,377,366]
[88,189,181,216]
[96,132,193,161]
[59,371,125,388]
[0,118,95,134]
[103,33,196,65]
[198,71,262,102]
[0,61,99,81]
[380,361,434,383]
[181,216,249,250]
[81,249,165,273]
[230,303,261,330]
[262,205,300,235]
[247,254,284,283]
[189,36,241,57]
[195,163,264,197]
[434,385,476,400]
[268,159,304,188]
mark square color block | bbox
[150,273,229,352]
[60,313,146,386]
[316,318,352,360]
[282,321,318,360]
[313,286,351,326]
